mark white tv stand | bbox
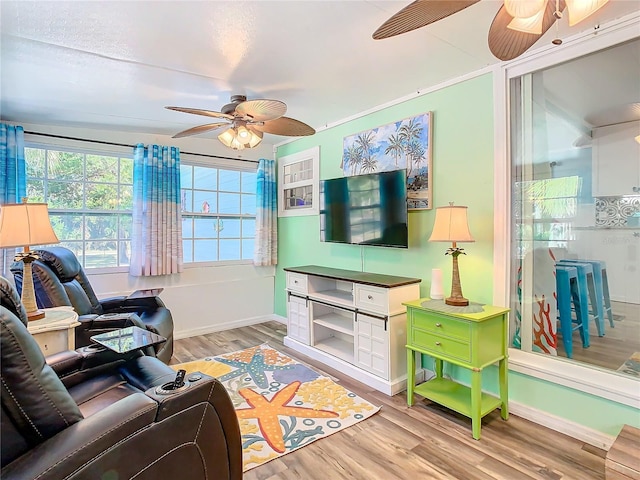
[283,265,422,395]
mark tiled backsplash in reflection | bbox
[595,195,640,227]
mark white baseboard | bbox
[271,314,287,324]
[509,400,616,450]
[174,314,282,340]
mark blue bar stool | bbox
[555,265,590,358]
[556,260,603,336]
[600,261,614,327]
[560,259,613,330]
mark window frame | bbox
[178,153,258,268]
[278,146,320,217]
[492,20,640,409]
[24,138,134,273]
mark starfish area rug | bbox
[171,343,381,472]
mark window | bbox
[507,38,640,376]
[25,146,133,269]
[25,142,258,269]
[180,164,256,263]
[278,146,320,217]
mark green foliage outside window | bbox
[25,147,133,268]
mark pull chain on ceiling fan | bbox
[166,94,315,150]
[373,0,610,61]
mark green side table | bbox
[404,299,510,440]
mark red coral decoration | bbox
[532,294,556,353]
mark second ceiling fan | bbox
[373,0,610,61]
[166,95,315,150]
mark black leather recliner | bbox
[11,246,174,363]
[0,276,242,480]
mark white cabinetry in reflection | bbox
[283,265,422,395]
[592,121,640,197]
[573,229,640,305]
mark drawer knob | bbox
[435,323,442,327]
[367,295,373,300]
[294,280,298,284]
[435,341,442,346]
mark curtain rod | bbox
[24,131,259,164]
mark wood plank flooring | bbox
[556,301,640,372]
[171,321,607,480]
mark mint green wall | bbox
[275,72,639,440]
[276,73,496,316]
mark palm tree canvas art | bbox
[341,112,432,210]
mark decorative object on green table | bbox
[428,203,475,306]
[172,344,380,472]
[0,200,59,320]
[617,352,640,378]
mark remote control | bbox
[173,369,186,389]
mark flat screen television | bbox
[320,169,408,248]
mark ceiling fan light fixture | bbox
[504,0,546,19]
[217,124,263,150]
[565,0,609,26]
[236,124,252,140]
[507,3,548,34]
[218,127,237,147]
[246,128,263,148]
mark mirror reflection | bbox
[509,38,640,379]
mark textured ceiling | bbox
[1,0,639,150]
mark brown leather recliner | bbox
[11,246,174,363]
[0,277,242,480]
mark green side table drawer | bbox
[411,328,471,362]
[410,309,470,341]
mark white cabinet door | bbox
[354,313,389,379]
[287,294,310,344]
[592,121,640,197]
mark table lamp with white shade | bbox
[428,203,475,306]
[0,202,59,320]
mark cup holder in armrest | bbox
[82,344,106,352]
[155,382,190,395]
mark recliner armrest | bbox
[55,345,145,388]
[100,295,165,312]
[145,374,229,422]
[0,393,158,480]
[98,295,128,312]
[46,350,84,377]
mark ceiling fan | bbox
[166,95,315,150]
[373,0,610,61]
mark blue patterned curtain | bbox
[0,124,27,276]
[253,158,277,266]
[130,144,183,276]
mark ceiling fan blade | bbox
[373,0,480,40]
[488,0,565,61]
[172,122,230,139]
[236,99,287,122]
[253,117,315,136]
[165,106,234,120]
